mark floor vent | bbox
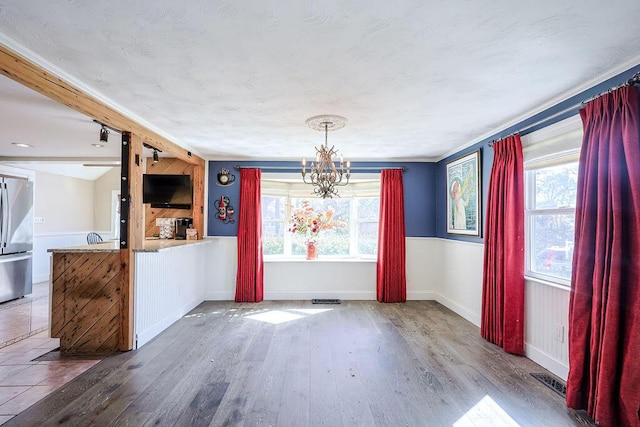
[312,299,341,304]
[531,373,566,397]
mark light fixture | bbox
[143,143,162,163]
[99,125,109,143]
[11,142,33,148]
[92,143,104,148]
[301,115,350,198]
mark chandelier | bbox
[301,115,351,198]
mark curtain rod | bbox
[233,165,407,172]
[489,71,640,147]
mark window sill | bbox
[264,256,377,263]
[524,275,571,291]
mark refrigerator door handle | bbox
[3,182,9,248]
[0,182,5,248]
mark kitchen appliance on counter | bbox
[0,176,33,304]
[174,218,192,240]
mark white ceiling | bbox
[0,1,640,164]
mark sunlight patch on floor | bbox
[245,310,305,325]
[245,308,334,324]
[289,308,333,315]
[454,395,520,427]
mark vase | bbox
[306,241,318,260]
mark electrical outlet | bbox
[33,216,45,223]
[554,325,564,343]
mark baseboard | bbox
[204,292,235,301]
[264,291,377,300]
[407,291,438,300]
[525,343,569,380]
[435,294,481,327]
[204,291,384,301]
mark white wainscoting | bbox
[264,259,377,300]
[134,239,215,348]
[203,237,440,301]
[204,237,237,300]
[406,237,440,300]
[32,231,112,283]
[525,279,570,379]
[436,238,484,326]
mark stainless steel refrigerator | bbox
[0,176,33,304]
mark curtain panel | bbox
[376,169,406,303]
[566,86,640,427]
[235,168,264,302]
[480,135,525,355]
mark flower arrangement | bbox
[288,200,344,243]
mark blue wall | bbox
[208,160,437,237]
[435,62,640,242]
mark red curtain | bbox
[566,86,640,427]
[376,169,406,303]
[481,135,525,355]
[235,168,264,302]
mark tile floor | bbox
[0,283,103,425]
[0,282,49,349]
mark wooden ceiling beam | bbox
[0,44,204,167]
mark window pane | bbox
[533,163,578,209]
[530,214,575,281]
[358,222,378,255]
[289,198,350,256]
[263,221,285,255]
[262,196,286,220]
[358,197,380,221]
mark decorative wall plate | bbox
[216,168,236,186]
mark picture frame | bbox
[446,149,481,236]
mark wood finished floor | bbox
[6,301,586,427]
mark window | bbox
[261,177,380,258]
[262,195,287,255]
[525,162,578,286]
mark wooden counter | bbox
[49,243,122,353]
[48,238,211,353]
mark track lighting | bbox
[153,149,159,163]
[99,125,109,143]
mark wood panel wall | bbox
[50,252,122,353]
[144,157,195,238]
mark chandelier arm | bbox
[301,115,349,198]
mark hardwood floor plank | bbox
[5,301,586,427]
[307,308,344,427]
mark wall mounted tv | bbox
[142,174,192,209]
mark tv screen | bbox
[143,174,192,209]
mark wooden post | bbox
[192,161,206,239]
[119,132,144,350]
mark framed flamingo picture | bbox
[446,149,481,236]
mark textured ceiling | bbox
[1,1,640,161]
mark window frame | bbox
[261,177,380,259]
[522,117,583,288]
[524,159,579,288]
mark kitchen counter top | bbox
[47,241,120,253]
[134,238,214,253]
[47,238,214,254]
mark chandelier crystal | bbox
[301,115,350,198]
